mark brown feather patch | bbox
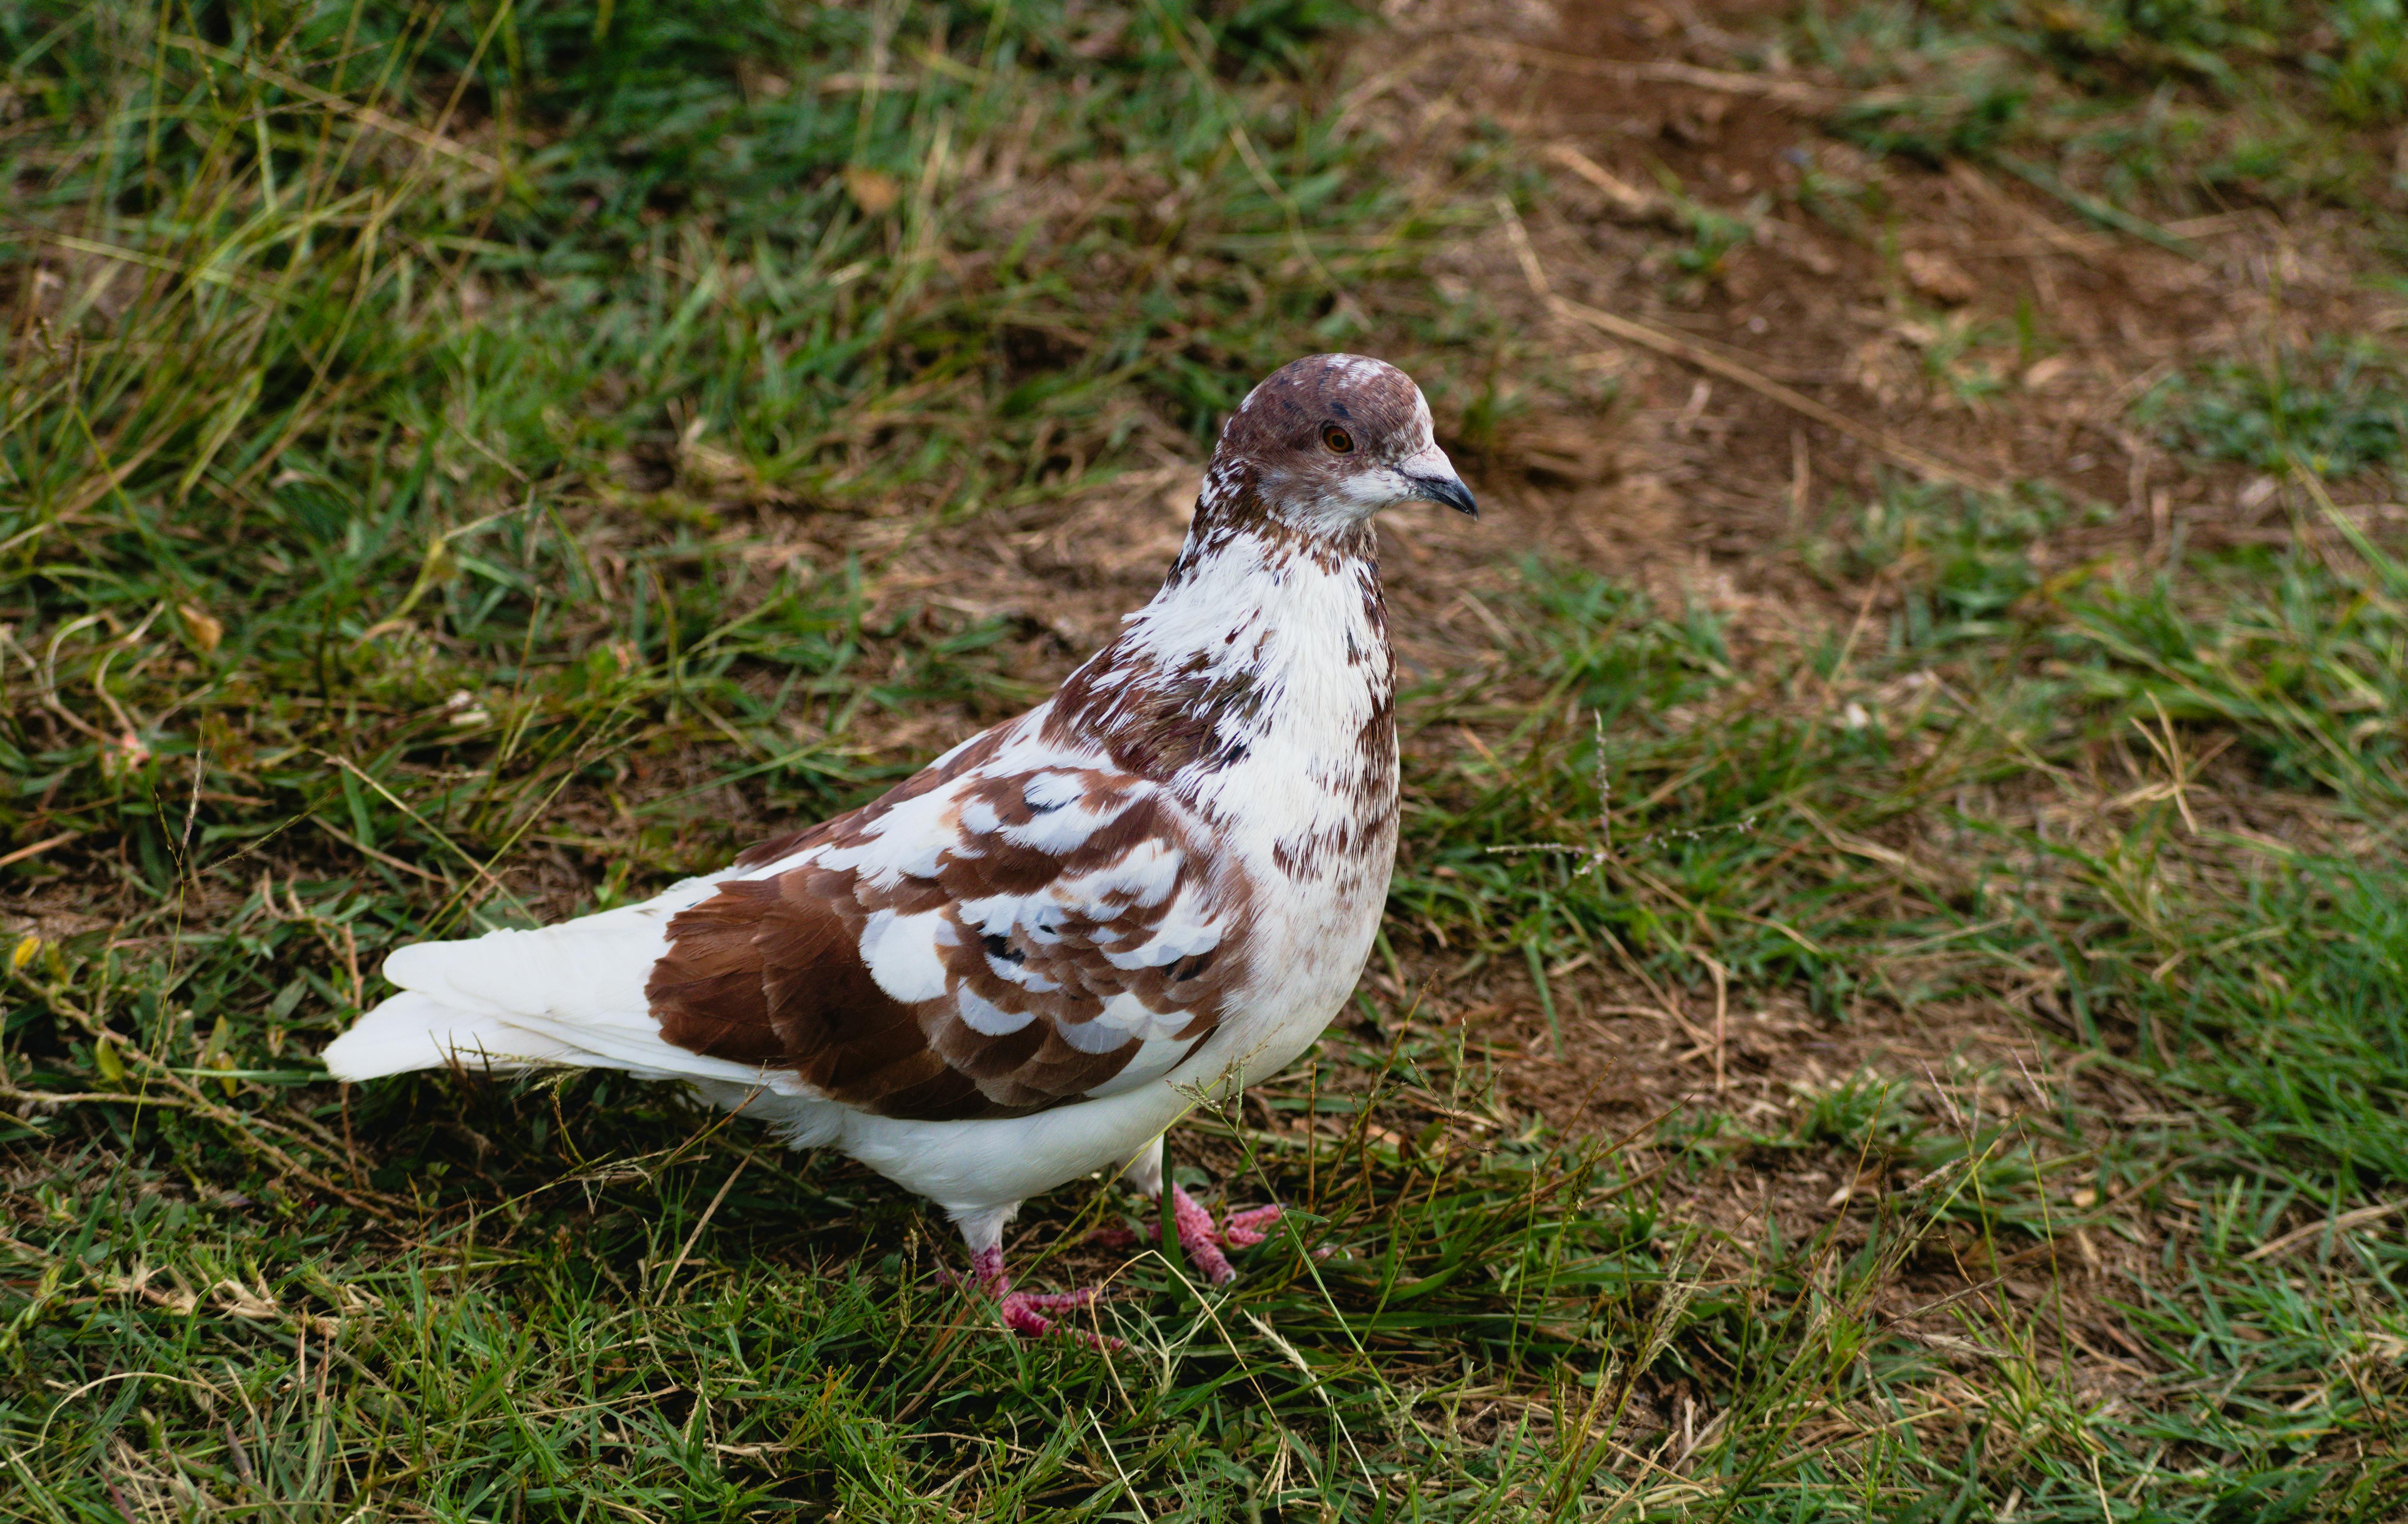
[647,753,1249,1121]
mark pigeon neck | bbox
[1041,478,1392,789]
[1178,455,1379,564]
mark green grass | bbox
[2144,346,2408,476]
[6,0,2408,1518]
[1801,0,2408,226]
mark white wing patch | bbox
[857,909,951,1005]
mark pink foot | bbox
[1221,1203,1283,1247]
[1001,1286,1102,1339]
[1093,1187,1285,1286]
[961,1246,1118,1349]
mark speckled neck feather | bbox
[1044,459,1393,804]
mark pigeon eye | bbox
[1321,424,1354,455]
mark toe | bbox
[1222,1203,1283,1246]
[1013,1288,1099,1313]
[1001,1288,1120,1349]
[1189,1239,1238,1285]
[1169,1185,1239,1284]
[999,1293,1057,1339]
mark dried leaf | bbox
[843,166,901,216]
[178,602,224,654]
[210,1278,279,1319]
[1902,249,1976,305]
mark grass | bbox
[1805,0,2408,224]
[2145,346,2408,476]
[6,0,2408,1517]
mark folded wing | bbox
[647,743,1246,1121]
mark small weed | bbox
[1798,482,2084,649]
[1791,1069,1919,1149]
[1660,185,1773,294]
[2147,347,2408,475]
[1829,82,2033,165]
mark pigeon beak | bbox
[1397,443,1478,519]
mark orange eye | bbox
[1321,424,1354,454]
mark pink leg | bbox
[1092,1189,1288,1282]
[964,1245,1118,1349]
[1170,1185,1238,1285]
[1222,1203,1284,1246]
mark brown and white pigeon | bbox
[323,354,1476,1337]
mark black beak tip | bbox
[1416,475,1478,519]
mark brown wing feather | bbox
[646,735,1245,1121]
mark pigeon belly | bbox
[1167,540,1399,1092]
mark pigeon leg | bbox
[962,1245,1119,1349]
[1116,1134,1166,1198]
[1168,1184,1239,1285]
[1169,1187,1287,1280]
[1089,1144,1287,1281]
[1088,1136,1164,1250]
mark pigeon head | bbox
[1211,354,1476,532]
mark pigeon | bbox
[322,353,1477,1338]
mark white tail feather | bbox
[319,991,579,1079]
[321,882,798,1092]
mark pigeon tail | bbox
[319,989,576,1079]
[323,897,786,1089]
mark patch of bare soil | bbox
[1393,0,2396,591]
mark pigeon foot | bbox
[1093,1186,1283,1286]
[964,1245,1119,1349]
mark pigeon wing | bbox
[647,736,1245,1121]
